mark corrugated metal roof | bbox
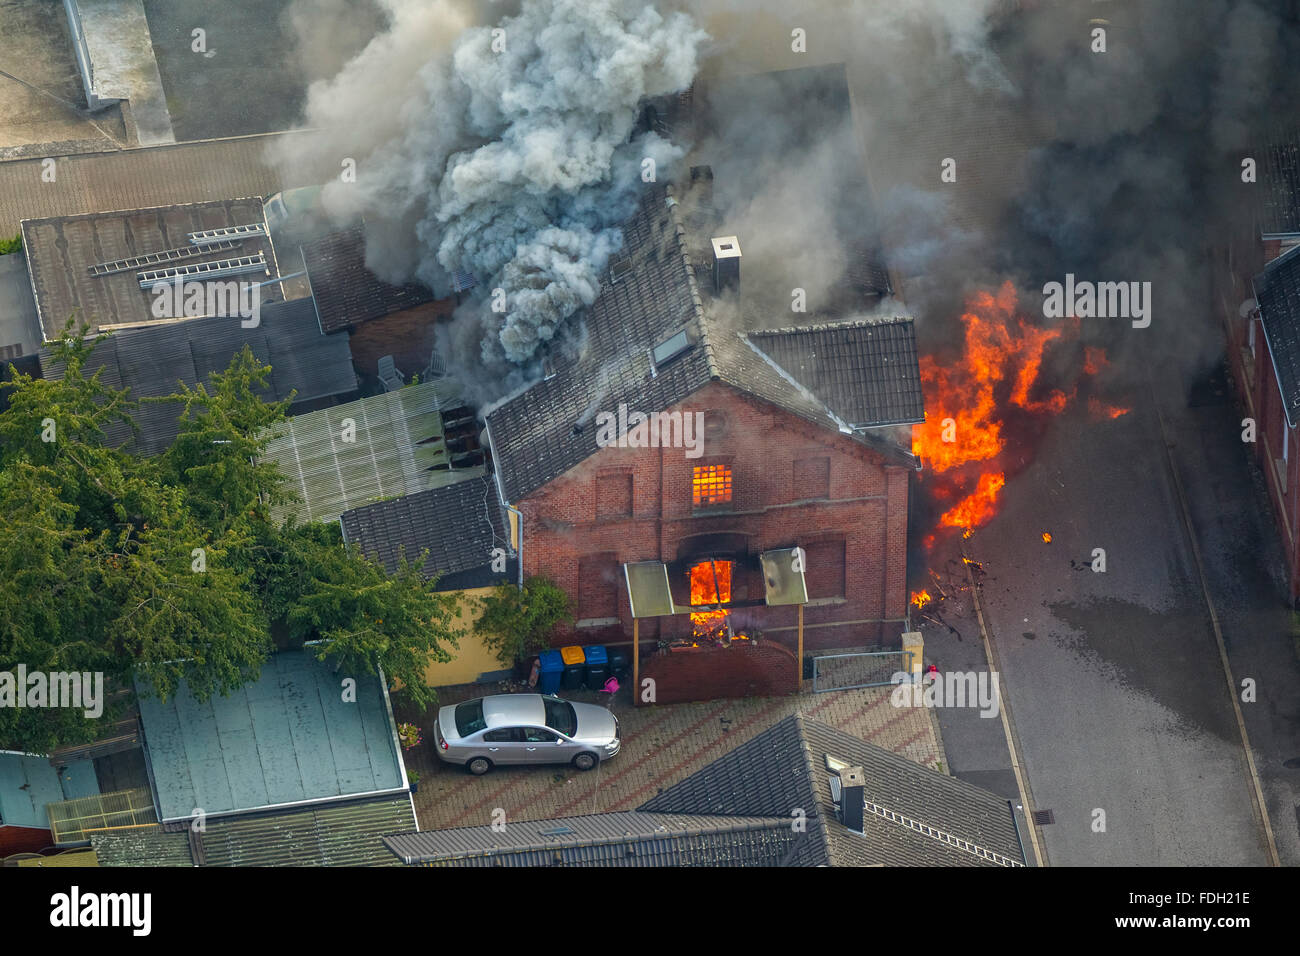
[135,652,406,822]
[89,826,192,867]
[262,378,481,524]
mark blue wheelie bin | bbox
[538,650,564,695]
[583,645,609,690]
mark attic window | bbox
[824,754,850,775]
[610,258,633,283]
[651,329,690,368]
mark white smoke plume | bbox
[272,0,707,368]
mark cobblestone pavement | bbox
[395,683,941,832]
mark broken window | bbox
[692,464,732,508]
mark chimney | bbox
[711,236,741,295]
[838,766,865,833]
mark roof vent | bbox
[711,236,741,295]
[610,258,633,284]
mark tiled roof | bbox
[135,651,406,822]
[383,811,799,867]
[340,473,514,590]
[1255,243,1300,427]
[1256,135,1300,236]
[301,226,437,333]
[37,297,357,456]
[744,319,925,427]
[639,715,1026,867]
[486,65,918,504]
[21,198,279,339]
[91,796,414,867]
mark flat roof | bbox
[21,197,279,340]
[0,753,99,830]
[135,652,406,822]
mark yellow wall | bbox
[422,586,510,687]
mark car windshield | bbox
[543,698,578,737]
[454,699,487,737]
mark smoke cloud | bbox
[272,0,707,374]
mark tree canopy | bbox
[0,329,461,753]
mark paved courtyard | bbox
[395,683,943,832]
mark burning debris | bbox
[911,282,1129,538]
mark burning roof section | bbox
[36,297,357,456]
[21,198,279,339]
[300,225,438,334]
[1254,242,1300,427]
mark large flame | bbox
[912,282,1126,535]
[689,560,731,635]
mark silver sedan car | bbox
[433,694,621,775]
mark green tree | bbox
[0,326,463,751]
[474,575,574,665]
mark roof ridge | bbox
[735,332,853,434]
[663,183,719,379]
[790,714,839,866]
[746,315,916,337]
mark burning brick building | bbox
[483,67,923,703]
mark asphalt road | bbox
[919,316,1296,866]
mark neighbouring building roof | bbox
[260,378,481,525]
[384,810,800,867]
[21,198,281,340]
[134,651,407,823]
[340,473,515,590]
[1256,135,1300,237]
[301,226,437,334]
[91,795,415,867]
[382,715,1025,868]
[485,65,920,504]
[639,715,1026,867]
[1255,243,1300,427]
[36,296,357,456]
[0,753,100,830]
[0,253,41,359]
[743,319,925,428]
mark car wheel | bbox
[572,752,598,771]
[467,757,493,776]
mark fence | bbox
[811,650,913,693]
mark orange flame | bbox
[1041,532,1052,543]
[913,282,1123,534]
[911,589,933,609]
[689,561,731,635]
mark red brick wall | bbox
[0,825,54,857]
[517,381,913,650]
[638,641,798,705]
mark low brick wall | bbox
[637,641,799,706]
